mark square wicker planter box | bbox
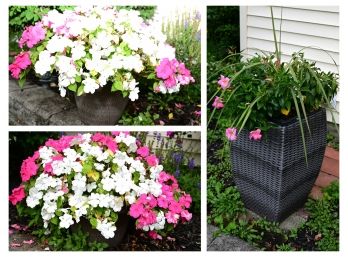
[231,108,327,222]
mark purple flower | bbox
[188,158,195,170]
[167,131,175,138]
[172,152,184,164]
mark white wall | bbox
[240,6,339,123]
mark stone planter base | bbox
[231,108,327,222]
[75,86,128,125]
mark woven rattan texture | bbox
[231,108,327,221]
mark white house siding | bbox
[239,6,339,123]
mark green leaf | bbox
[90,217,98,229]
[132,171,140,184]
[77,86,85,96]
[68,84,77,92]
[51,216,59,225]
[147,73,156,80]
[75,75,82,83]
[112,80,123,92]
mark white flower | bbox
[86,182,97,193]
[71,42,86,60]
[101,177,115,192]
[72,173,87,195]
[46,35,73,54]
[110,196,124,212]
[129,87,139,102]
[59,213,74,229]
[82,77,99,94]
[34,50,55,75]
[94,163,105,171]
[96,219,116,239]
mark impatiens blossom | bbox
[9,185,26,205]
[19,23,46,49]
[218,75,230,89]
[226,127,238,141]
[9,52,31,79]
[212,96,224,109]
[9,132,192,241]
[249,129,262,141]
[146,155,159,167]
[137,146,150,157]
[20,156,38,182]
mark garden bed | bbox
[207,137,339,251]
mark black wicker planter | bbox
[231,108,327,222]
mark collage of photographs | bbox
[3,0,345,255]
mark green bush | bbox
[207,6,240,61]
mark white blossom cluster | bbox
[34,7,176,100]
[25,133,165,239]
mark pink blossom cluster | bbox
[91,133,118,153]
[155,58,195,89]
[9,185,26,205]
[20,155,39,182]
[45,135,81,152]
[9,52,31,79]
[225,127,262,141]
[130,171,192,238]
[18,23,46,49]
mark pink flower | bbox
[10,243,21,248]
[169,201,182,214]
[148,231,162,240]
[137,146,150,158]
[157,195,169,208]
[145,195,157,208]
[45,135,78,152]
[179,194,192,208]
[9,52,31,79]
[130,203,145,219]
[194,110,201,117]
[92,133,117,153]
[23,240,34,245]
[180,210,192,221]
[164,75,177,88]
[249,129,262,141]
[212,96,224,109]
[156,58,175,79]
[218,75,230,89]
[165,211,180,224]
[226,127,238,141]
[20,156,38,182]
[11,224,22,230]
[146,155,158,167]
[19,23,46,49]
[9,185,26,205]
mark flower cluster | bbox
[9,132,192,240]
[155,58,194,94]
[9,6,194,100]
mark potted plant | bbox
[208,9,339,222]
[8,6,195,125]
[9,132,193,248]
